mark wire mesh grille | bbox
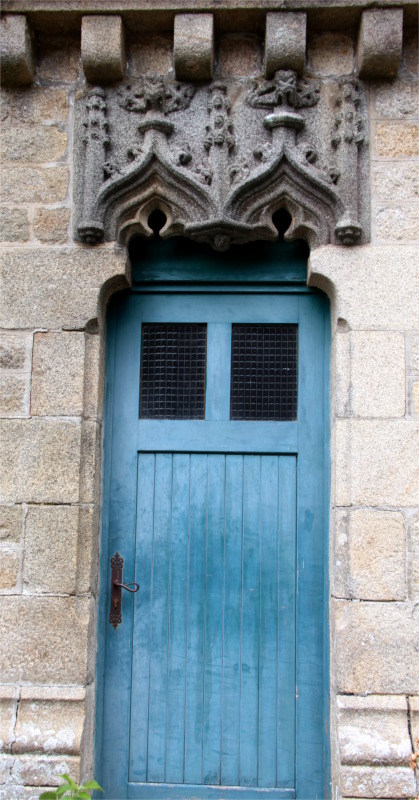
[230,324,298,421]
[140,323,207,419]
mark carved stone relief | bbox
[74,71,369,250]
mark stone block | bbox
[23,506,79,594]
[309,245,419,331]
[0,597,90,683]
[81,16,125,83]
[79,420,102,505]
[265,12,306,78]
[218,35,262,78]
[11,754,80,786]
[33,208,70,245]
[335,600,419,693]
[308,32,354,76]
[0,686,17,754]
[375,122,419,158]
[337,695,411,766]
[0,506,22,542]
[0,333,32,372]
[410,335,419,374]
[0,208,29,243]
[373,163,419,202]
[408,511,419,600]
[174,14,214,81]
[83,333,103,421]
[334,329,351,417]
[357,9,403,80]
[31,332,85,417]
[375,206,419,243]
[0,165,68,205]
[334,510,406,601]
[9,88,69,124]
[411,380,419,416]
[411,695,419,743]
[0,549,19,590]
[375,80,419,120]
[14,686,85,755]
[76,507,97,594]
[0,788,51,800]
[38,37,80,83]
[341,765,415,798]
[0,419,81,504]
[0,374,30,417]
[0,125,67,164]
[130,35,172,78]
[350,331,405,417]
[0,16,34,87]
[0,247,127,329]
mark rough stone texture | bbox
[10,754,80,786]
[130,35,172,77]
[13,687,85,755]
[0,16,34,87]
[408,511,419,601]
[0,209,29,243]
[0,125,67,163]
[357,9,403,80]
[174,13,214,81]
[0,333,32,373]
[76,507,97,594]
[38,37,81,84]
[0,247,127,329]
[350,331,405,417]
[23,506,79,594]
[308,32,354,76]
[33,208,70,245]
[341,766,416,798]
[0,789,59,800]
[0,419,81,504]
[31,332,85,417]
[218,35,262,78]
[337,695,411,766]
[375,80,419,120]
[0,550,19,590]
[375,206,419,243]
[411,695,419,743]
[264,12,306,78]
[375,122,419,158]
[0,166,69,205]
[0,597,90,683]
[411,380,419,416]
[334,510,406,601]
[335,420,419,507]
[373,163,419,202]
[0,333,32,419]
[83,333,103,422]
[0,506,22,543]
[335,600,419,693]
[8,88,69,124]
[81,15,125,83]
[0,686,17,754]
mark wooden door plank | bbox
[138,420,298,453]
[128,782,295,798]
[206,324,232,421]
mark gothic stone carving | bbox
[74,71,369,251]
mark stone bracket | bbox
[357,8,404,80]
[81,15,126,83]
[0,14,34,86]
[174,13,214,81]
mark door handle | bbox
[109,552,139,629]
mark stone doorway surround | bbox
[0,2,418,798]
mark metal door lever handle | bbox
[113,581,139,593]
[109,552,139,629]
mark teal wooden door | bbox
[96,247,330,800]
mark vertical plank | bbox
[221,455,243,787]
[239,456,260,787]
[147,453,173,782]
[258,456,279,788]
[165,454,190,783]
[206,324,232,421]
[129,454,156,781]
[202,455,225,784]
[184,454,208,784]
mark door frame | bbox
[94,237,331,799]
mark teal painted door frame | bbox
[95,239,330,800]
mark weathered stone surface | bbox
[23,506,79,594]
[411,695,419,743]
[11,754,80,786]
[81,15,125,83]
[375,122,419,158]
[341,765,415,798]
[0,208,29,243]
[0,247,127,329]
[174,13,214,81]
[410,335,419,374]
[83,333,103,421]
[0,686,17,753]
[0,16,34,87]
[337,695,411,766]
[0,333,32,372]
[411,380,419,416]
[0,374,30,417]
[0,506,22,543]
[33,208,70,245]
[375,80,419,120]
[218,35,262,78]
[375,206,419,243]
[13,686,85,755]
[401,30,418,78]
[350,331,405,417]
[0,419,81,504]
[76,506,97,594]
[38,36,81,83]
[308,32,354,76]
[0,597,90,683]
[130,35,172,77]
[357,9,403,80]
[79,420,102,504]
[408,511,419,600]
[0,126,67,163]
[9,88,69,124]
[265,12,306,78]
[0,550,19,590]
[334,328,350,417]
[0,788,56,800]
[335,600,419,693]
[309,245,419,331]
[0,166,69,204]
[31,332,85,416]
[373,163,419,202]
[334,510,406,600]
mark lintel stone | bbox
[357,9,403,80]
[81,15,125,83]
[265,12,306,77]
[0,15,34,86]
[174,13,214,81]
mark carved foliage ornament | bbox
[75,71,369,250]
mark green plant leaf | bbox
[56,787,69,798]
[60,774,76,788]
[39,793,58,800]
[82,781,104,791]
[74,793,91,800]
